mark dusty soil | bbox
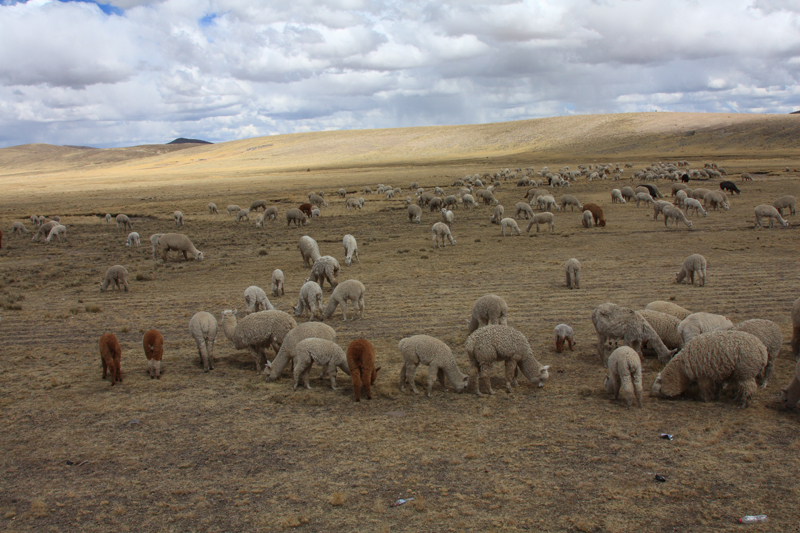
[1,115,800,532]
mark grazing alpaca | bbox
[143,329,164,379]
[298,203,313,217]
[98,333,122,385]
[346,339,380,402]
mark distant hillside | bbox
[2,112,800,190]
[168,138,213,145]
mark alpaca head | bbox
[651,373,663,397]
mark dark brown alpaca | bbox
[143,329,164,379]
[298,203,313,217]
[98,333,122,385]
[346,339,379,402]
[582,203,606,227]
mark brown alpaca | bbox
[98,333,122,385]
[298,203,313,217]
[346,339,380,402]
[582,203,606,227]
[143,329,164,379]
[555,336,575,353]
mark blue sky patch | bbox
[57,0,123,16]
[199,13,217,28]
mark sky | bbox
[0,0,799,148]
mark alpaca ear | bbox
[233,309,238,316]
[541,365,550,371]
[375,367,381,373]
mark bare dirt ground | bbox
[1,115,800,532]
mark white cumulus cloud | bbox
[0,0,799,147]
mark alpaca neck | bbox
[517,353,540,384]
[660,358,690,397]
[221,316,237,342]
[443,360,467,387]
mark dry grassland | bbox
[1,113,800,532]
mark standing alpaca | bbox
[346,339,380,402]
[98,333,122,386]
[143,329,164,379]
[272,269,285,297]
[564,258,580,289]
[100,265,129,292]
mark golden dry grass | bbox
[1,112,800,532]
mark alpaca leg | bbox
[612,375,621,400]
[736,379,758,408]
[197,343,207,370]
[632,370,643,407]
[760,359,775,389]
[293,358,310,390]
[504,360,517,392]
[627,339,643,359]
[511,363,522,387]
[472,367,482,396]
[426,366,438,397]
[480,364,495,395]
[328,365,338,390]
[102,357,108,379]
[302,365,312,390]
[363,371,373,400]
[351,368,362,401]
[619,374,634,407]
[567,336,575,351]
[697,376,718,402]
[437,367,447,392]
[597,334,607,365]
[206,341,214,370]
[340,300,348,321]
[249,349,262,373]
[405,363,419,394]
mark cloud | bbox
[1,0,800,148]
[0,1,137,88]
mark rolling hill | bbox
[1,112,799,193]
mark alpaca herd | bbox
[93,277,800,410]
[5,159,794,410]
